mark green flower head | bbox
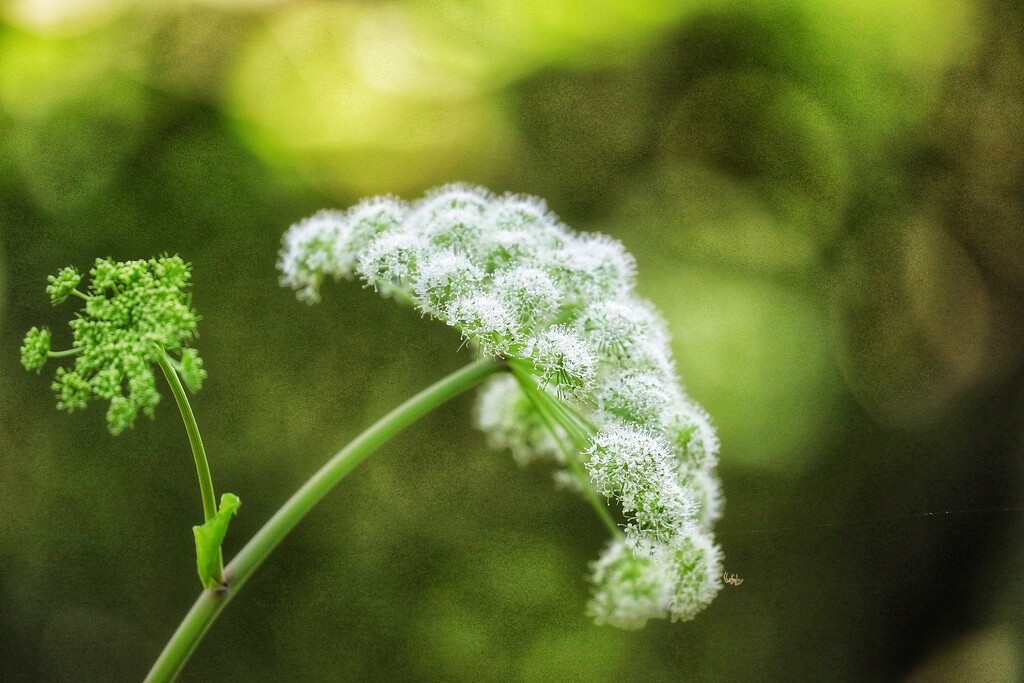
[45,266,82,304]
[23,256,204,435]
[20,326,51,372]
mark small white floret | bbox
[491,266,562,328]
[444,292,521,355]
[278,209,349,303]
[666,399,721,470]
[526,325,597,400]
[587,536,674,629]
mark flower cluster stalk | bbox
[507,359,620,537]
[157,353,217,523]
[156,352,224,585]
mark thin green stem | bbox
[69,289,90,302]
[544,389,596,436]
[506,359,596,437]
[507,360,590,444]
[47,347,82,358]
[157,352,219,525]
[144,357,504,683]
[507,363,621,538]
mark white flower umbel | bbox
[342,197,409,271]
[681,466,724,529]
[411,184,492,254]
[490,266,562,330]
[588,536,675,630]
[575,297,676,377]
[411,250,484,317]
[277,210,347,303]
[280,183,725,628]
[666,399,721,471]
[667,530,724,621]
[444,292,520,356]
[593,368,674,426]
[575,298,652,360]
[549,232,636,306]
[358,229,430,295]
[586,422,699,539]
[589,531,723,628]
[478,195,568,266]
[526,325,597,401]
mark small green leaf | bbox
[193,492,240,590]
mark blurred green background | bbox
[1,0,1023,681]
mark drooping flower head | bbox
[279,184,724,627]
[20,256,205,435]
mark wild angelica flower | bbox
[21,256,205,435]
[279,184,725,627]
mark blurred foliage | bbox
[1,0,1023,681]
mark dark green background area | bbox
[1,1,1023,681]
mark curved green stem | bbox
[157,352,219,525]
[144,357,504,683]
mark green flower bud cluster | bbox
[279,184,723,628]
[46,266,82,304]
[20,327,51,372]
[20,256,205,435]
